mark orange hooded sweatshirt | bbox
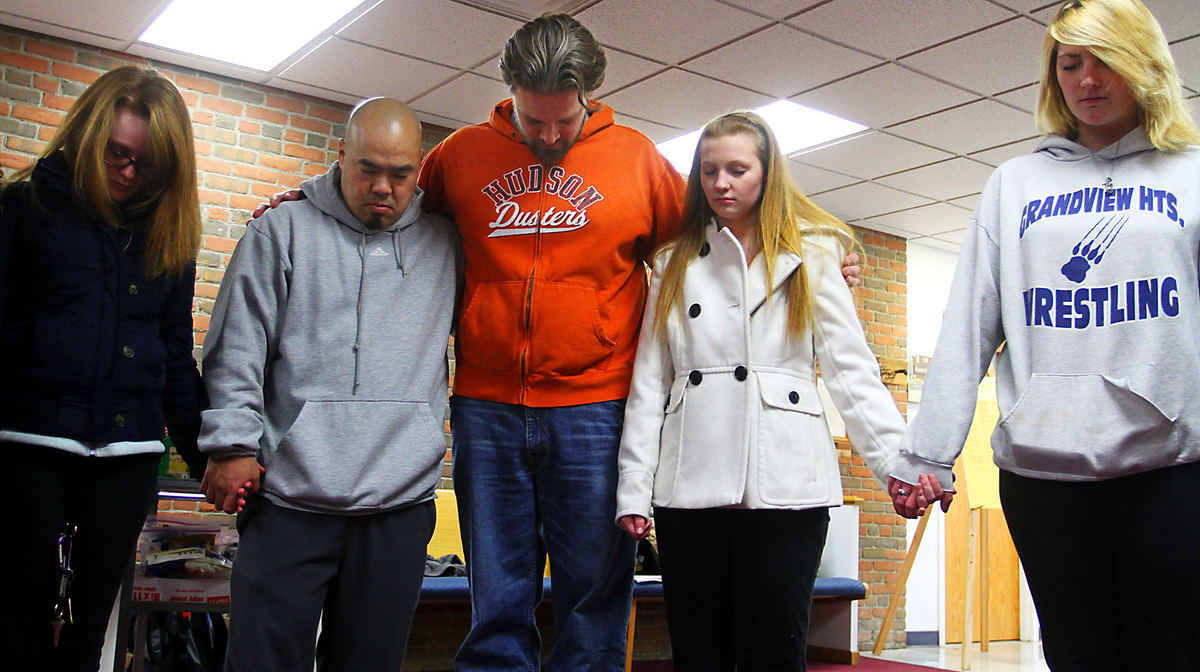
[419,99,685,407]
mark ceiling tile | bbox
[860,202,973,237]
[875,158,995,201]
[129,44,273,85]
[948,194,982,211]
[598,49,666,95]
[932,228,968,245]
[1030,5,1058,23]
[718,0,826,20]
[471,60,506,82]
[1031,1,1200,41]
[280,37,458,103]
[577,0,767,65]
[600,69,772,130]
[968,136,1042,167]
[909,235,963,253]
[793,64,978,129]
[900,17,1044,95]
[265,79,358,106]
[787,160,862,195]
[612,113,687,144]
[1172,37,1200,93]
[339,0,520,69]
[683,24,882,99]
[790,0,1014,59]
[889,99,1036,155]
[812,181,936,221]
[1145,1,1200,42]
[0,0,164,40]
[409,73,511,127]
[988,0,1057,12]
[995,83,1039,114]
[792,131,953,180]
[0,14,126,51]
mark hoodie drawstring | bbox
[392,229,405,274]
[352,229,407,394]
[353,233,366,394]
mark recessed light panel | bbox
[139,0,365,71]
[657,100,867,174]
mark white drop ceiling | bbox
[2,0,1198,251]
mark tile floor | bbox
[867,640,1051,672]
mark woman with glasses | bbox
[890,1,1200,669]
[0,65,207,670]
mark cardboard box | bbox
[131,576,230,606]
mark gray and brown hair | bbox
[499,13,606,106]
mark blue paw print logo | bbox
[1061,215,1128,283]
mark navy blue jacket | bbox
[0,151,205,469]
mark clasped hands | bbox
[200,455,265,514]
[888,474,954,519]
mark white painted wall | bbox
[901,240,961,637]
[906,241,961,359]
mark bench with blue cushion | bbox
[417,575,867,602]
[417,574,869,670]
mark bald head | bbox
[338,97,423,229]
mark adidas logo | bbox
[369,247,389,257]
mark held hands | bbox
[249,189,304,220]
[841,252,862,288]
[888,474,954,519]
[200,455,266,513]
[618,514,653,541]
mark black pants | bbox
[1000,461,1200,672]
[224,496,435,672]
[654,506,829,672]
[2,446,161,672]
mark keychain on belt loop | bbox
[51,522,77,647]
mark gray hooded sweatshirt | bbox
[199,162,456,514]
[894,128,1200,487]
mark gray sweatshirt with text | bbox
[894,128,1200,486]
[199,163,456,513]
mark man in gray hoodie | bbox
[198,98,456,671]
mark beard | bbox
[514,116,583,165]
[526,138,574,164]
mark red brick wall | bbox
[0,23,909,664]
[846,228,910,651]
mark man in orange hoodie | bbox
[417,14,684,672]
[418,13,864,671]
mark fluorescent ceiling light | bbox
[656,130,703,175]
[139,0,364,71]
[656,100,867,174]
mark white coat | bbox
[615,222,904,520]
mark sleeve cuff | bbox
[889,452,956,492]
[614,471,654,524]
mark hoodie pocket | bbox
[527,280,616,376]
[996,373,1174,475]
[458,281,527,373]
[268,400,444,510]
[756,371,830,505]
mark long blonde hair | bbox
[1036,0,1200,151]
[8,65,201,276]
[654,111,855,341]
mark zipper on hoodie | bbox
[518,171,549,405]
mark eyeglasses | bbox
[103,143,156,178]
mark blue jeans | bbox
[451,396,636,672]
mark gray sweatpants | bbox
[223,497,435,672]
